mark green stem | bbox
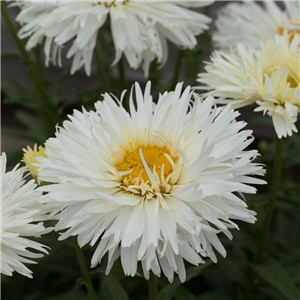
[256,137,283,262]
[34,44,45,83]
[148,271,158,300]
[94,47,110,92]
[118,56,130,112]
[2,3,50,103]
[171,50,184,90]
[200,5,210,47]
[1,2,59,136]
[72,237,97,300]
[118,56,126,90]
[99,30,107,51]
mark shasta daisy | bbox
[198,33,300,139]
[0,153,50,278]
[38,82,265,282]
[13,0,213,77]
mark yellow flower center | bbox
[22,144,47,184]
[287,75,298,89]
[264,65,299,90]
[116,145,178,186]
[100,0,129,7]
[277,23,300,42]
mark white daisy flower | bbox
[213,0,300,50]
[38,82,265,282]
[0,153,50,278]
[12,0,213,77]
[198,33,300,139]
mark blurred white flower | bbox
[13,0,213,77]
[0,153,50,278]
[198,33,300,139]
[38,82,265,282]
[213,0,300,50]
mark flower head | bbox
[0,153,50,278]
[213,0,300,50]
[38,82,265,282]
[22,144,47,184]
[198,33,300,138]
[13,0,213,77]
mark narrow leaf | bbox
[174,285,197,300]
[198,291,233,300]
[15,110,46,142]
[252,259,300,300]
[102,274,131,300]
[158,261,212,300]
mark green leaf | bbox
[218,256,246,283]
[174,285,197,300]
[99,284,111,300]
[51,70,68,106]
[158,261,212,300]
[2,271,28,300]
[22,293,41,300]
[281,250,300,284]
[15,110,46,143]
[102,274,131,300]
[252,258,300,300]
[89,264,124,276]
[198,291,232,300]
[2,80,42,110]
[6,148,24,170]
[76,277,87,287]
[260,286,289,300]
[45,289,87,300]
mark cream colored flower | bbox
[13,0,213,77]
[38,82,265,282]
[198,34,300,138]
[22,144,47,184]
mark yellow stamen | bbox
[22,144,47,183]
[116,145,178,186]
[287,75,298,89]
[277,23,300,42]
[101,0,129,7]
